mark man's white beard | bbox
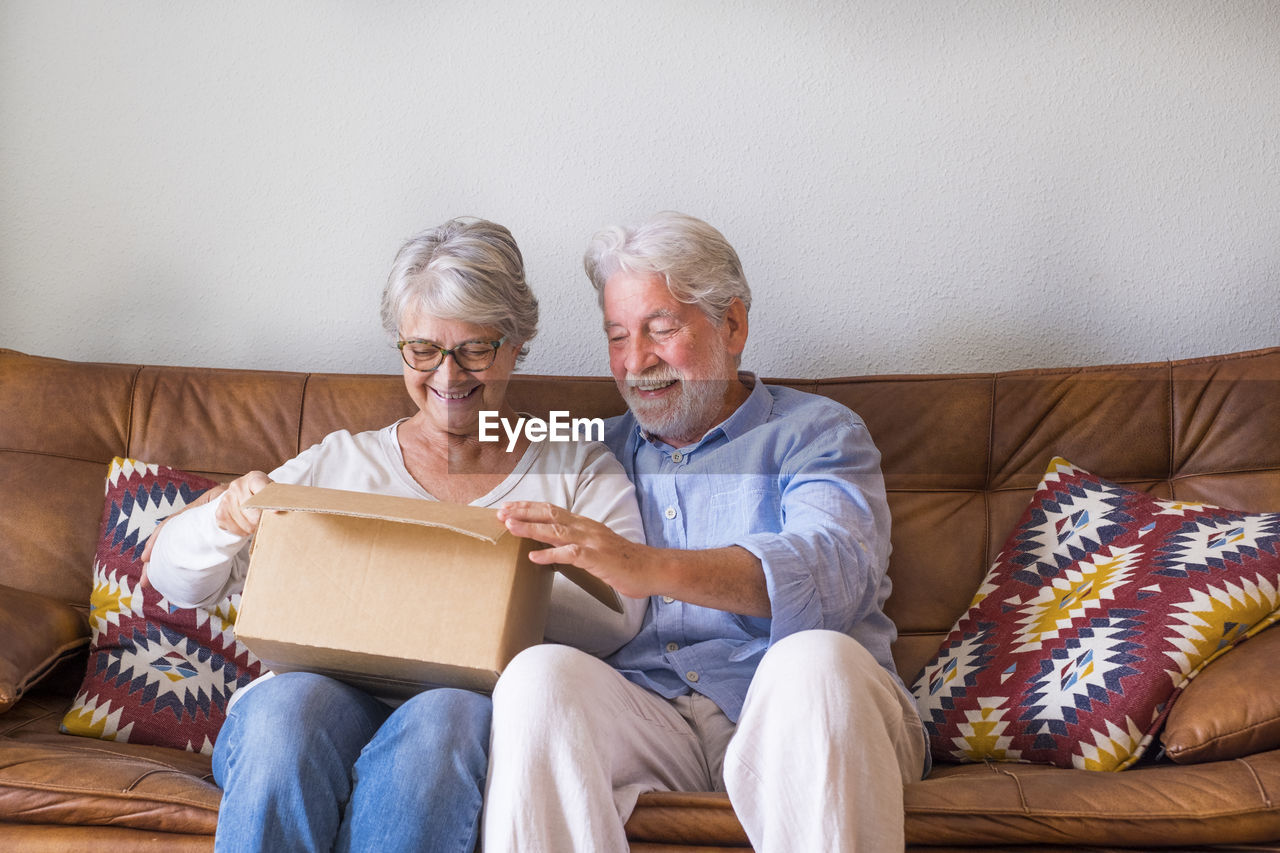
[623,365,728,444]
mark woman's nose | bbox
[434,352,470,383]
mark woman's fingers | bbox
[215,471,272,537]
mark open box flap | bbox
[244,482,621,611]
[245,482,509,541]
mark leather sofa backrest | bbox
[3,346,1277,685]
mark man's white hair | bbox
[582,211,752,324]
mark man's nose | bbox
[622,336,659,375]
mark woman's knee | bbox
[226,672,367,735]
[214,672,384,782]
[391,687,492,746]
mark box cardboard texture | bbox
[236,483,621,697]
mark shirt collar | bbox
[632,371,771,453]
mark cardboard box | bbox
[235,482,620,697]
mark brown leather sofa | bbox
[3,345,1279,851]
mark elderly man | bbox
[487,212,927,852]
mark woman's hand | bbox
[138,483,228,584]
[215,471,272,537]
[497,501,659,599]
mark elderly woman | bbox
[145,218,645,853]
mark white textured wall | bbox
[2,1,1277,378]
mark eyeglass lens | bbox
[401,341,499,372]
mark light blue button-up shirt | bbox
[605,373,901,722]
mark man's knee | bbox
[757,629,881,685]
[742,629,904,742]
[493,643,605,714]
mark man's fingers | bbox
[497,500,563,524]
[502,516,570,547]
[525,542,587,568]
[525,545,567,565]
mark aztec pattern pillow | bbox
[61,458,263,754]
[912,457,1280,771]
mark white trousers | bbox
[483,629,926,853]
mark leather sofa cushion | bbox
[625,750,1280,848]
[1162,625,1280,763]
[0,586,89,713]
[902,751,1280,847]
[0,689,219,835]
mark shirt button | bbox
[671,451,683,463]
[663,506,677,520]
[686,671,700,683]
[666,642,679,653]
[662,596,675,604]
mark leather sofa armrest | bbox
[0,584,90,713]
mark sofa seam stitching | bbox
[988,762,1030,814]
[296,372,311,456]
[123,768,181,793]
[1236,756,1273,808]
[983,375,996,569]
[124,364,142,459]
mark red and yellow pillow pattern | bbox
[912,457,1280,771]
[60,458,263,755]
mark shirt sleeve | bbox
[145,440,327,608]
[542,442,650,657]
[145,497,252,608]
[734,417,893,645]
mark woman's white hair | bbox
[381,218,538,362]
[582,211,751,324]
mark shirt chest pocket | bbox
[706,485,782,546]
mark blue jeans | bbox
[212,671,491,853]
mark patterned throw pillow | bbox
[61,458,263,755]
[912,457,1280,771]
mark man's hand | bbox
[498,501,772,616]
[497,501,659,599]
[215,471,272,537]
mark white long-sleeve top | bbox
[148,421,648,661]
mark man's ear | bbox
[722,298,749,357]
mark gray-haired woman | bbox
[145,218,645,853]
